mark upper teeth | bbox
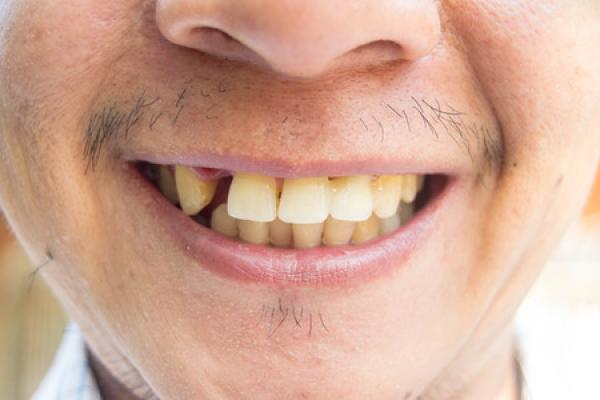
[166,165,426,247]
[227,173,278,222]
[278,177,330,224]
[175,166,217,215]
[159,165,180,206]
[329,175,374,222]
[372,175,403,218]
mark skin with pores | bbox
[0,1,599,399]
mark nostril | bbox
[344,40,405,64]
[191,26,243,53]
[194,27,235,45]
[185,26,264,66]
[354,40,404,55]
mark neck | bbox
[428,333,521,400]
[89,352,150,400]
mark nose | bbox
[156,0,441,78]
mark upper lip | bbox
[113,91,480,178]
[124,150,456,178]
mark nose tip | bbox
[156,1,441,78]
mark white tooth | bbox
[278,177,330,224]
[352,214,379,244]
[238,220,270,245]
[227,173,277,222]
[398,202,415,224]
[175,166,217,215]
[270,217,292,248]
[159,166,179,205]
[372,176,403,218]
[401,175,418,203]
[292,223,324,249]
[210,203,238,238]
[329,175,373,221]
[322,217,355,246]
[378,212,401,235]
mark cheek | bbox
[0,1,143,134]
[448,0,600,184]
[0,0,141,247]
[442,0,600,318]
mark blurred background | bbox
[0,173,598,399]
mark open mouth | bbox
[138,162,442,248]
[131,160,453,286]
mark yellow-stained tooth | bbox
[293,223,324,249]
[378,212,401,235]
[278,177,330,224]
[416,175,425,192]
[238,220,270,245]
[398,202,415,224]
[175,166,217,215]
[270,217,292,248]
[159,166,179,205]
[322,217,355,246]
[402,175,418,203]
[352,214,379,244]
[372,176,403,218]
[329,175,373,221]
[210,204,238,238]
[228,173,277,222]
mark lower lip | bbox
[128,164,457,288]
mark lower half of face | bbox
[0,1,599,399]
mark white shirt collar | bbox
[32,324,101,400]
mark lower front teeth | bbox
[210,204,238,238]
[292,223,325,249]
[269,218,293,248]
[238,219,270,245]
[378,212,401,235]
[155,165,425,248]
[323,217,355,246]
[352,214,379,244]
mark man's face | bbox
[0,1,598,398]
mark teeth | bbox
[227,173,277,222]
[378,212,401,235]
[402,175,418,203]
[416,175,425,192]
[175,166,217,215]
[352,214,379,244]
[238,220,270,245]
[292,223,324,249]
[372,176,403,218]
[329,175,373,222]
[398,202,415,224]
[278,177,330,224]
[159,166,179,205]
[166,165,426,247]
[322,217,355,246]
[269,217,292,248]
[210,203,238,238]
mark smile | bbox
[131,159,455,286]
